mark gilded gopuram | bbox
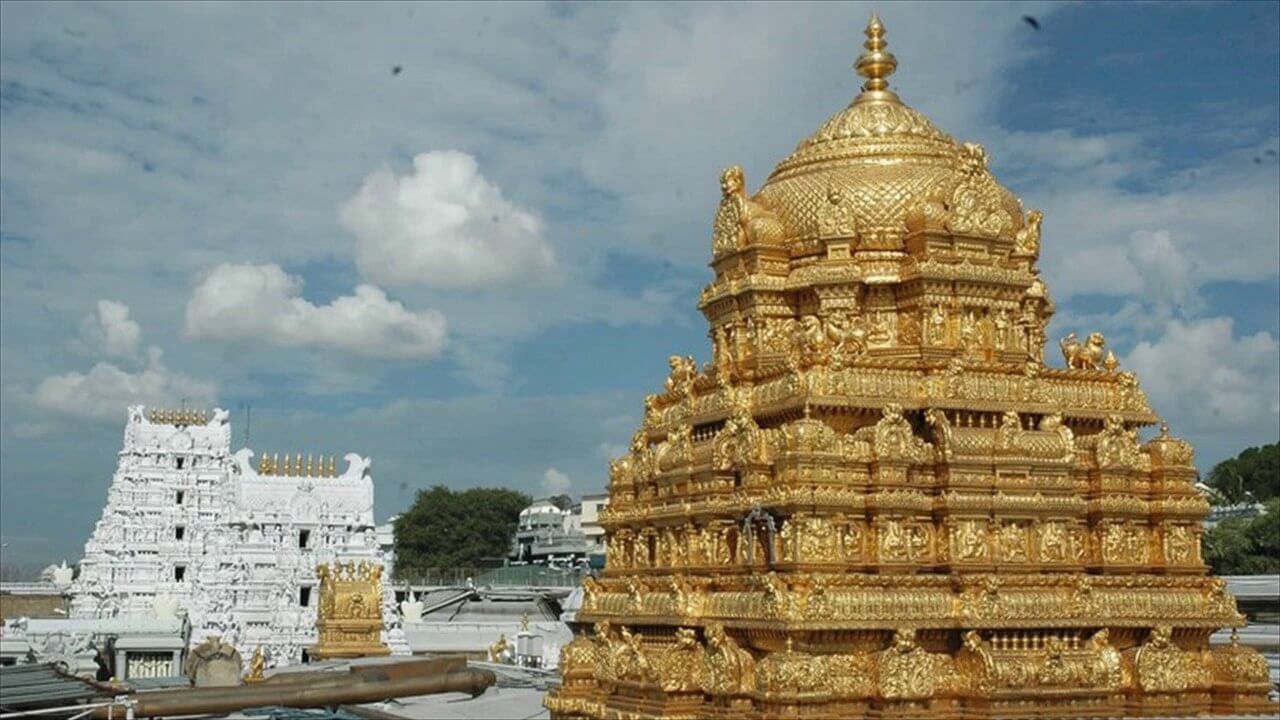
[546,15,1275,720]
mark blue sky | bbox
[1,1,1277,569]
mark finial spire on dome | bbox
[854,13,900,104]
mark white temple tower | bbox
[71,406,232,621]
[70,406,406,666]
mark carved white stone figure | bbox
[400,596,424,624]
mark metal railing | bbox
[391,566,587,589]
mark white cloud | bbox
[183,263,447,359]
[79,299,142,359]
[541,467,573,497]
[30,347,217,423]
[581,2,1056,265]
[1125,317,1279,461]
[10,422,59,438]
[997,130,1280,301]
[1126,230,1200,319]
[340,151,558,289]
[595,442,627,461]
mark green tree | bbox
[1202,498,1280,575]
[392,485,531,578]
[1205,443,1279,504]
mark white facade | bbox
[0,617,187,678]
[579,493,608,554]
[71,407,232,621]
[69,405,405,668]
[510,494,609,564]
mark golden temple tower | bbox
[546,14,1275,720]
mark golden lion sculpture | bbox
[1060,332,1106,370]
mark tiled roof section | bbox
[0,663,107,711]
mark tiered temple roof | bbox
[546,15,1275,720]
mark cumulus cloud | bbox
[78,299,142,359]
[340,151,558,289]
[183,263,447,359]
[1126,230,1200,319]
[30,347,218,423]
[996,130,1280,302]
[541,467,573,497]
[1125,317,1279,459]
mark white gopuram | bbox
[70,405,407,667]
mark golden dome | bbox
[754,14,1024,248]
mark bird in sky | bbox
[1023,16,1041,30]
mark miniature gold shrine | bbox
[310,561,390,660]
[546,15,1274,720]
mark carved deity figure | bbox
[955,520,988,561]
[824,310,870,361]
[712,324,733,374]
[798,516,836,562]
[591,621,618,683]
[865,311,891,346]
[1163,524,1194,565]
[993,309,1010,350]
[926,304,948,346]
[881,519,928,562]
[664,355,697,396]
[1135,625,1188,693]
[711,166,782,256]
[959,312,980,356]
[1039,522,1068,563]
[660,628,707,692]
[1015,209,1043,255]
[817,186,858,238]
[712,166,749,255]
[246,646,266,682]
[704,623,755,694]
[946,143,1014,237]
[616,627,654,682]
[1089,629,1128,690]
[878,628,936,700]
[998,523,1028,562]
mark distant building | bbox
[1203,502,1267,530]
[376,516,399,578]
[510,493,609,567]
[579,492,608,555]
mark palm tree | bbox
[1207,463,1257,506]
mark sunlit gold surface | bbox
[546,14,1274,720]
[258,452,340,477]
[245,646,266,683]
[310,561,390,660]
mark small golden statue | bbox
[1059,331,1107,370]
[488,633,511,663]
[245,646,265,683]
[1015,208,1043,255]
